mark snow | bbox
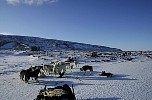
[0,50,152,100]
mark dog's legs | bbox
[84,71,86,75]
[90,71,92,75]
[69,65,73,72]
[35,77,39,82]
[25,76,29,83]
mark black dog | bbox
[24,68,40,82]
[80,65,93,75]
[99,71,113,78]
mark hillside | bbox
[0,34,121,52]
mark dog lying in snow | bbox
[80,65,93,75]
[99,71,113,78]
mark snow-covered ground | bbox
[0,50,152,100]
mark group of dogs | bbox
[20,66,43,83]
[20,60,113,83]
[19,60,79,82]
[19,59,113,100]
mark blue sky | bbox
[0,0,152,51]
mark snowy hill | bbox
[0,34,121,52]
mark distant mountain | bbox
[0,34,121,52]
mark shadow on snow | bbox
[68,71,137,81]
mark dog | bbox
[43,64,54,74]
[24,68,41,82]
[20,70,27,81]
[29,66,46,77]
[80,65,93,75]
[99,71,113,78]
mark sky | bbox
[0,0,152,51]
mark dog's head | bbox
[101,71,105,74]
[80,68,83,71]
